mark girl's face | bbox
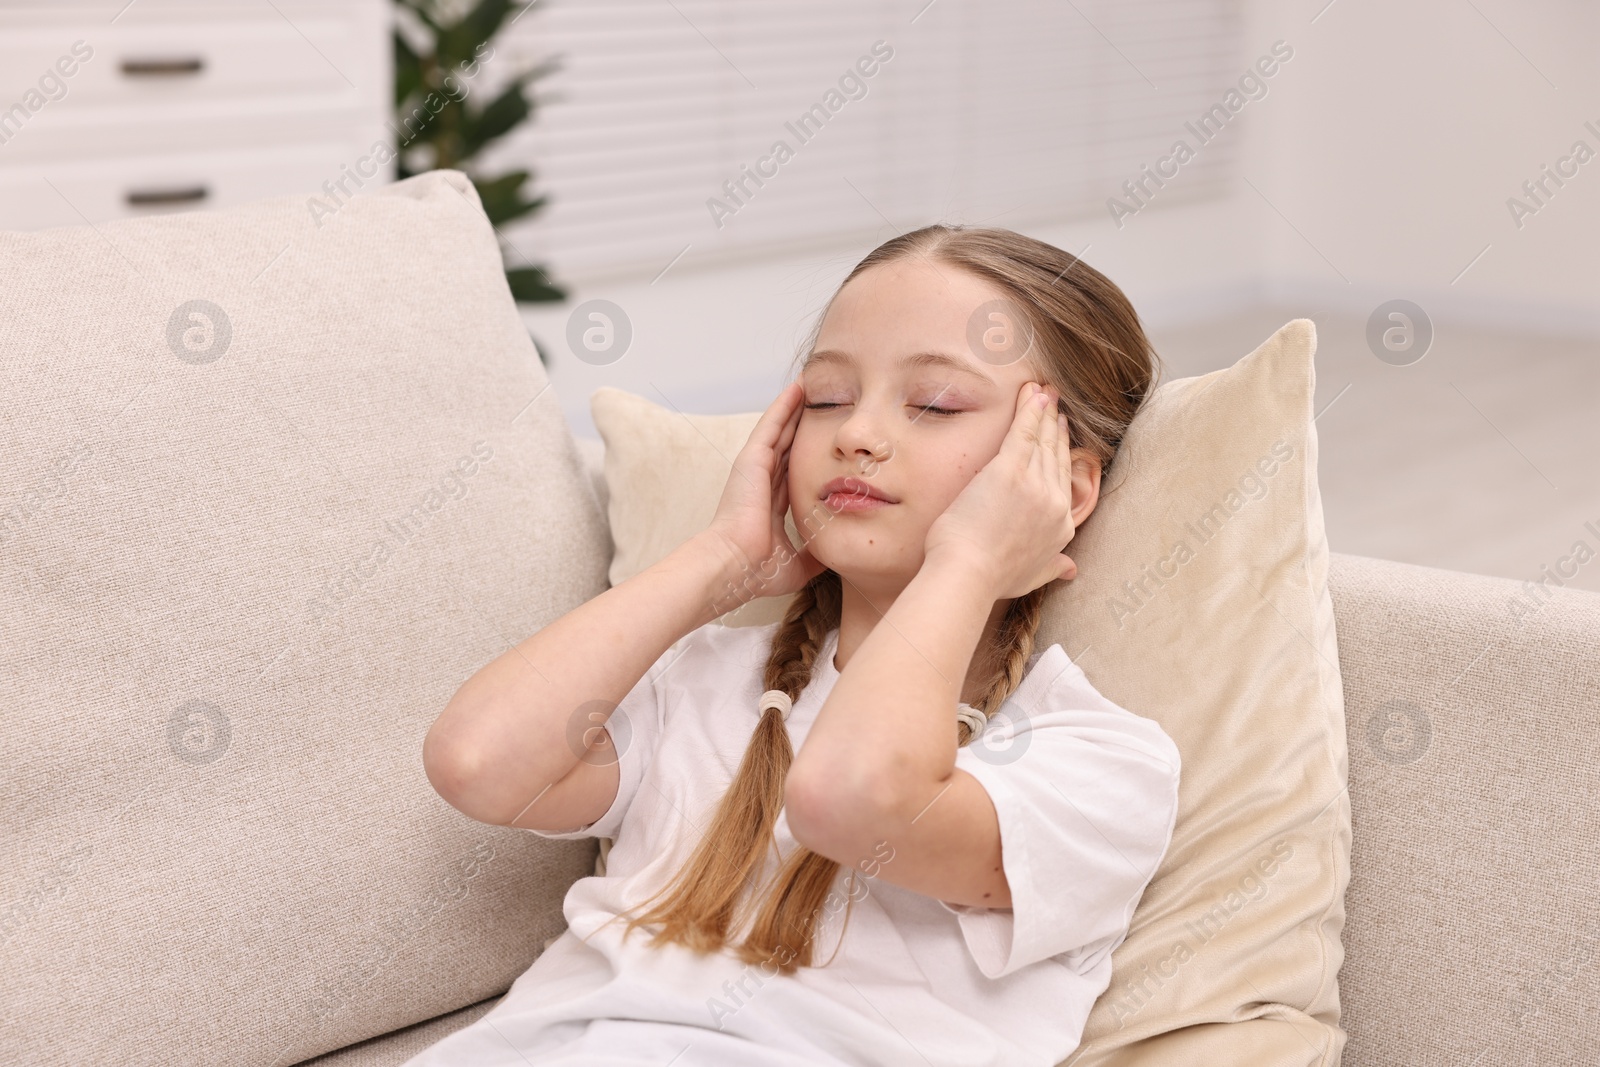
[789,257,1045,585]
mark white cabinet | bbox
[0,0,391,230]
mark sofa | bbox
[3,169,1597,1067]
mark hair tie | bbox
[956,703,987,736]
[759,689,794,722]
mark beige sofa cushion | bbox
[0,170,608,1065]
[301,996,505,1067]
[1327,553,1600,1066]
[590,318,1350,1064]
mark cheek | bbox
[901,446,978,515]
[786,432,821,496]
[788,424,820,474]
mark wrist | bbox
[921,546,1001,599]
[672,530,750,624]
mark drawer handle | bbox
[126,186,209,206]
[120,57,205,77]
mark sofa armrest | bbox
[1329,550,1600,1065]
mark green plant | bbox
[393,0,565,308]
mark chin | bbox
[811,531,922,581]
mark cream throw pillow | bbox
[590,317,1350,1065]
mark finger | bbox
[1001,382,1048,464]
[773,463,791,515]
[774,460,793,505]
[772,451,787,496]
[774,454,796,506]
[1024,382,1052,461]
[1058,552,1077,582]
[1008,381,1039,427]
[772,381,804,456]
[748,381,802,454]
[1036,387,1060,472]
[1056,409,1075,489]
[752,387,803,491]
[1043,403,1068,489]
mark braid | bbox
[736,576,1049,974]
[733,571,850,970]
[957,584,1049,746]
[766,570,842,697]
[608,570,1047,976]
[608,570,841,958]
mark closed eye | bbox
[803,402,962,416]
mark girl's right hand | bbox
[701,380,828,610]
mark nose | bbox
[833,399,892,468]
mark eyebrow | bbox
[800,349,997,386]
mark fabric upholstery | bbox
[588,319,1352,1064]
[299,996,504,1067]
[1326,553,1600,1066]
[0,170,607,1065]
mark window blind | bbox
[491,0,1245,284]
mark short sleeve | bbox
[521,636,678,841]
[939,645,1181,980]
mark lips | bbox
[818,476,897,503]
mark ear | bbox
[1068,449,1102,529]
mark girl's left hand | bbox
[923,381,1079,598]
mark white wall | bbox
[514,0,1600,443]
[1248,0,1599,333]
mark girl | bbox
[410,225,1182,1066]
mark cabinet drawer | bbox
[0,141,386,231]
[0,16,369,113]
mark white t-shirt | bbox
[403,619,1181,1067]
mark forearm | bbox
[790,552,998,816]
[424,531,738,823]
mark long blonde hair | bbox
[604,225,1161,975]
